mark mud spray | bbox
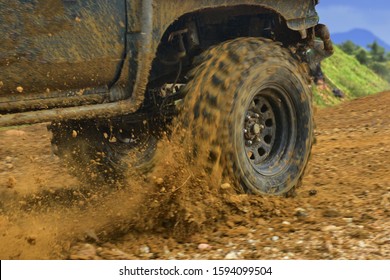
[0,122,255,259]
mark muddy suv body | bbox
[0,0,333,195]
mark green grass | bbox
[314,45,389,107]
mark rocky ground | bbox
[0,91,389,260]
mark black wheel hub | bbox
[243,89,296,175]
[244,96,276,164]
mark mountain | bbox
[331,28,390,51]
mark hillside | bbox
[313,45,389,107]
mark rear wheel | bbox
[177,38,313,195]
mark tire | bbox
[177,38,313,195]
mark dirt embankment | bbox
[0,91,389,260]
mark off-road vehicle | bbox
[0,0,333,195]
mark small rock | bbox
[221,183,231,190]
[358,241,366,248]
[0,81,3,87]
[271,236,280,241]
[155,178,164,185]
[282,221,291,225]
[342,218,353,223]
[163,245,170,255]
[295,208,308,217]
[16,86,24,93]
[5,156,12,163]
[321,225,341,232]
[309,189,318,196]
[139,245,150,254]
[72,130,78,138]
[224,251,239,260]
[198,243,212,250]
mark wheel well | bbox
[148,5,303,88]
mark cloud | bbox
[317,5,390,45]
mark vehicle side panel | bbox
[0,0,126,96]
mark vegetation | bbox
[313,45,389,107]
[339,40,390,81]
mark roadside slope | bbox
[314,45,389,107]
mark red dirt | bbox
[0,91,389,260]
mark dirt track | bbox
[0,91,389,260]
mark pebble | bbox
[16,86,24,93]
[309,189,318,196]
[343,218,353,223]
[282,221,291,225]
[155,178,164,185]
[295,208,308,217]
[198,243,212,250]
[358,241,366,248]
[163,246,170,255]
[139,245,150,254]
[247,239,258,245]
[5,156,12,163]
[321,225,341,232]
[221,183,231,190]
[271,236,280,241]
[224,251,239,260]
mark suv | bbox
[0,0,333,195]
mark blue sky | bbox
[316,0,390,44]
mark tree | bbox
[370,62,389,80]
[339,40,359,55]
[368,41,386,62]
[386,52,390,62]
[355,49,369,65]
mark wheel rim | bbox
[243,87,297,176]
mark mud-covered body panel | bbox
[149,0,318,38]
[0,0,126,96]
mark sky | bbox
[316,0,390,45]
